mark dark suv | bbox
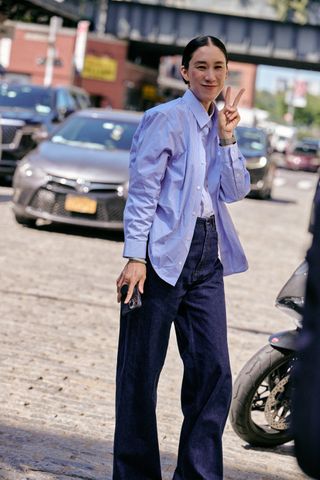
[0,83,90,182]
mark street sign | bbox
[82,55,118,82]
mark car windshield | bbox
[51,116,139,151]
[0,84,53,113]
[236,128,267,154]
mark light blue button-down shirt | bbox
[123,89,251,286]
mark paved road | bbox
[0,169,318,480]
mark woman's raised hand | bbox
[218,86,245,138]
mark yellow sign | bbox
[142,84,157,101]
[82,55,118,82]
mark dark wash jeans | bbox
[113,216,232,480]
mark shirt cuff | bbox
[220,142,239,162]
[123,239,147,259]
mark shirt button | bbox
[197,186,201,190]
[179,261,182,265]
[192,211,196,216]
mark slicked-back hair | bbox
[181,36,228,84]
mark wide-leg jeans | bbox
[113,216,232,480]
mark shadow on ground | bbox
[26,222,124,242]
[243,442,295,458]
[0,423,298,480]
[246,195,297,205]
[224,464,295,480]
[0,194,12,203]
[268,197,297,205]
[0,423,111,480]
[0,190,12,203]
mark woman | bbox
[113,35,250,480]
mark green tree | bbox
[255,89,320,128]
[294,94,320,127]
[269,0,309,23]
[255,90,287,123]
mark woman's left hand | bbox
[218,86,245,138]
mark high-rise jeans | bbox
[113,216,232,480]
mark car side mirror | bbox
[55,107,75,122]
[51,109,64,123]
[64,108,75,118]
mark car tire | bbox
[260,188,272,200]
[14,213,36,227]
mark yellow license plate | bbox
[65,195,97,214]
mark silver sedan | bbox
[12,109,142,230]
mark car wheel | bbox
[256,188,272,200]
[262,188,272,200]
[14,213,36,227]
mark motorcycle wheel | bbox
[230,344,295,447]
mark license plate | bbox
[65,195,97,214]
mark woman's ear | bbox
[180,65,189,84]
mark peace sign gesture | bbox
[218,86,245,138]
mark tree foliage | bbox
[255,89,320,127]
[269,0,309,23]
[294,94,320,126]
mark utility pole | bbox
[44,16,63,87]
[0,4,12,164]
[96,0,108,36]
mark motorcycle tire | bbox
[230,344,295,447]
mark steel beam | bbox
[107,0,320,71]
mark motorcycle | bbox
[230,260,308,447]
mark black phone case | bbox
[121,284,142,316]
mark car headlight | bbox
[17,161,48,181]
[258,156,268,167]
[117,181,129,199]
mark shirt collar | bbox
[182,89,216,130]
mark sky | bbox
[256,64,320,95]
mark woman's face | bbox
[180,42,228,111]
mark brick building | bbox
[0,21,158,110]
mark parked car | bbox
[12,109,142,230]
[0,82,91,182]
[309,174,320,234]
[285,138,320,172]
[236,125,276,199]
[270,125,297,154]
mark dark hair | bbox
[181,36,228,83]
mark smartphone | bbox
[120,284,142,316]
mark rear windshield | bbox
[0,84,53,113]
[51,116,139,151]
[294,144,318,155]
